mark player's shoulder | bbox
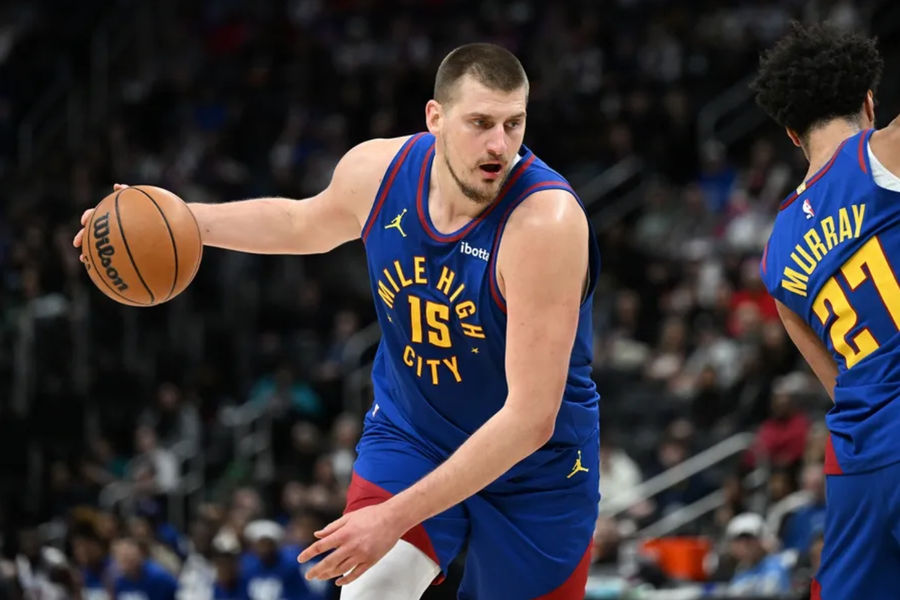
[869,119,900,166]
[329,135,419,202]
[339,135,416,176]
[501,187,588,266]
[508,155,579,227]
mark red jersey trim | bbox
[344,471,445,583]
[858,129,870,174]
[533,541,592,599]
[780,139,850,211]
[361,133,425,243]
[824,433,844,475]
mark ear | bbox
[786,127,802,148]
[425,100,442,135]
[863,90,875,127]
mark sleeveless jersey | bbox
[761,129,900,474]
[361,132,601,482]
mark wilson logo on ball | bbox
[92,212,129,292]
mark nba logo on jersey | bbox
[802,197,815,219]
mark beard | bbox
[443,148,505,205]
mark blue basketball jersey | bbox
[761,129,900,474]
[361,133,601,483]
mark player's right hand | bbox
[73,184,129,257]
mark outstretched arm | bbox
[298,189,590,585]
[74,137,405,256]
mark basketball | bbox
[82,185,202,306]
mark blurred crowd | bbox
[0,0,893,598]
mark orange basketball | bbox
[82,185,202,306]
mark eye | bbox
[506,120,521,130]
[473,119,490,129]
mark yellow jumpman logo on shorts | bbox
[567,450,590,479]
[385,209,407,237]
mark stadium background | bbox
[2,0,899,598]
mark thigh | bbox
[817,464,900,599]
[348,410,469,579]
[459,438,599,600]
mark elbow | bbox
[526,413,557,450]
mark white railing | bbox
[637,467,767,539]
[601,432,754,519]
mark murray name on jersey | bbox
[780,203,866,297]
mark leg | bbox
[816,461,900,598]
[459,436,600,600]
[340,540,440,600]
[344,409,468,590]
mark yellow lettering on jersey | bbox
[378,281,396,309]
[791,246,816,275]
[449,283,465,303]
[425,359,441,385]
[804,229,827,261]
[852,204,866,238]
[394,260,414,287]
[779,204,867,297]
[781,267,809,297]
[383,268,400,292]
[436,267,455,296]
[442,356,462,383]
[820,216,838,249]
[413,256,427,284]
[456,300,476,319]
[461,322,486,339]
[838,208,853,242]
[403,345,415,367]
[416,353,423,377]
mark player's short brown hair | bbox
[434,43,529,105]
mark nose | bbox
[485,124,508,158]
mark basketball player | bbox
[753,24,900,598]
[74,44,600,599]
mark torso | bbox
[762,128,900,474]
[359,133,601,480]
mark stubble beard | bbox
[444,154,500,205]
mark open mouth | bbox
[479,163,502,174]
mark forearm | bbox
[189,198,305,254]
[384,405,552,533]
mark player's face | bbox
[433,75,527,204]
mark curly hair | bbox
[751,23,883,140]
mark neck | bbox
[803,119,863,179]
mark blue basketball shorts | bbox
[814,460,900,598]
[345,407,599,600]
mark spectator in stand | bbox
[140,383,201,462]
[126,515,182,577]
[326,414,359,489]
[746,377,810,469]
[210,530,246,600]
[780,464,827,555]
[111,537,177,600]
[177,518,216,600]
[724,513,792,596]
[241,520,310,600]
[130,426,180,496]
[71,524,112,600]
[728,257,779,337]
[598,433,643,515]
